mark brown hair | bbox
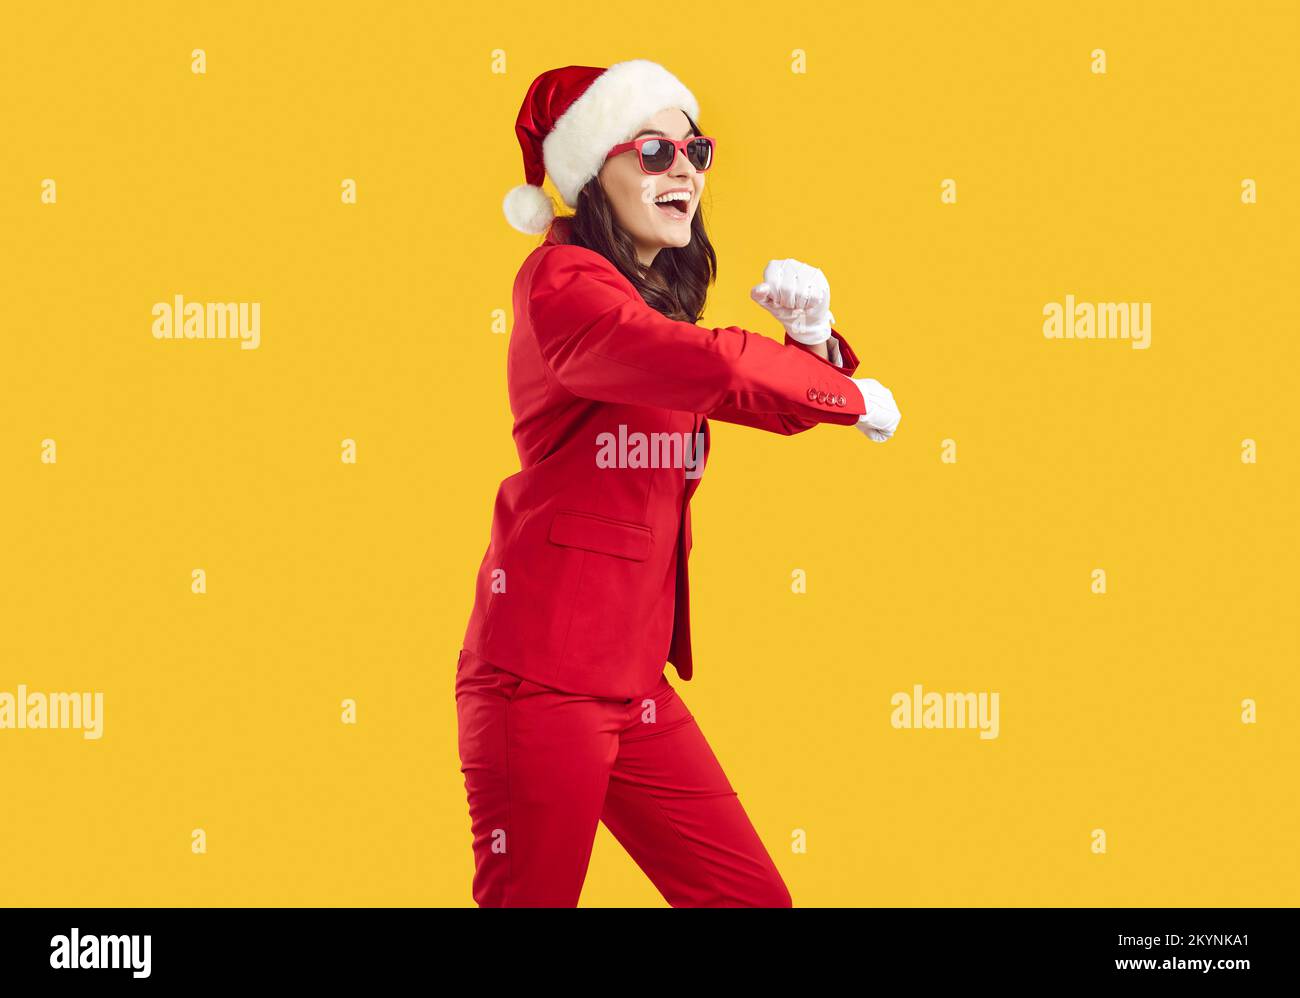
[562,111,717,323]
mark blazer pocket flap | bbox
[548,510,653,562]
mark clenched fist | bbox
[750,258,835,346]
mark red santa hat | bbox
[503,60,700,234]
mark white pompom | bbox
[503,184,555,234]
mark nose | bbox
[668,145,696,179]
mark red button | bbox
[807,388,818,401]
[816,391,827,403]
[837,394,847,406]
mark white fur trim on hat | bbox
[542,59,699,208]
[503,183,556,235]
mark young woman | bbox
[456,60,901,907]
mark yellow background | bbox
[2,1,1296,906]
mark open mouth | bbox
[653,194,691,219]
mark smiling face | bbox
[597,107,706,268]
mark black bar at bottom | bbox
[0,906,1279,984]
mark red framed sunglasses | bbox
[604,135,716,175]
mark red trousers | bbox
[454,647,792,907]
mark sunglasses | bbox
[604,135,716,175]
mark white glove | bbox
[851,377,901,442]
[750,258,835,346]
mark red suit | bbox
[457,217,867,905]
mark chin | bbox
[663,227,693,249]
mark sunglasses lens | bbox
[687,138,713,171]
[639,139,675,173]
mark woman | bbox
[456,60,901,907]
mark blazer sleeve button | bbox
[837,394,847,406]
[807,387,818,401]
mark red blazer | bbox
[462,218,868,700]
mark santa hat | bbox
[503,60,700,234]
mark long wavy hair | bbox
[561,111,717,323]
